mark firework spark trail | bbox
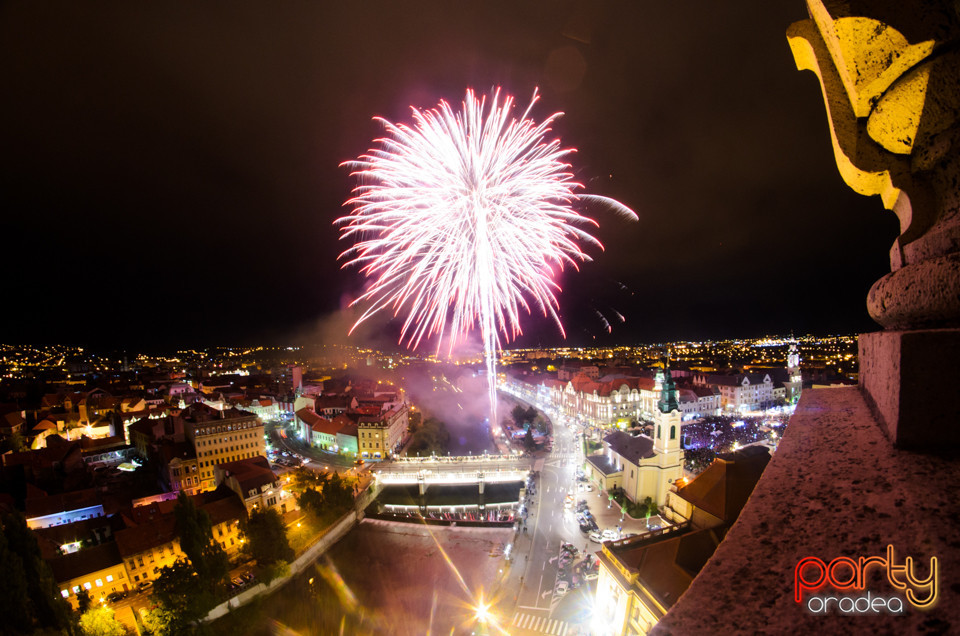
[338,88,635,423]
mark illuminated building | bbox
[594,446,770,634]
[50,543,129,607]
[584,364,685,508]
[178,404,267,491]
[115,497,245,587]
[358,404,409,460]
[692,372,776,411]
[549,374,660,427]
[215,456,295,515]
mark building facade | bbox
[115,497,245,587]
[182,405,266,491]
[584,366,685,509]
[358,404,409,460]
[51,543,129,607]
[694,372,776,411]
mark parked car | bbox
[584,571,599,582]
[106,591,127,603]
[579,522,593,533]
[555,580,569,596]
[137,581,153,592]
[602,528,620,541]
[588,530,604,543]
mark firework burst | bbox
[338,88,635,423]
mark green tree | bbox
[151,558,214,633]
[523,427,536,452]
[173,492,228,593]
[2,431,27,453]
[406,418,450,456]
[2,511,75,632]
[525,406,538,424]
[0,527,32,633]
[287,466,322,495]
[140,606,178,636]
[241,508,294,573]
[78,606,125,636]
[323,472,353,511]
[510,405,528,427]
[297,487,324,520]
[76,588,92,614]
[642,496,654,518]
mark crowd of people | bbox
[681,415,785,454]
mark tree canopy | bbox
[0,511,75,634]
[241,508,293,572]
[78,606,125,636]
[173,491,229,592]
[151,558,215,634]
[406,418,450,456]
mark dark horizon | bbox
[0,2,898,352]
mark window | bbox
[72,586,80,594]
[106,575,114,583]
[657,425,661,439]
[61,589,69,598]
[670,426,676,440]
[84,582,92,590]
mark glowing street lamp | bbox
[474,601,490,624]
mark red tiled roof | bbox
[49,542,123,583]
[296,408,322,426]
[311,417,340,436]
[675,446,770,521]
[115,515,177,557]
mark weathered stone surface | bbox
[789,0,960,330]
[866,254,960,329]
[859,328,960,448]
[653,388,960,635]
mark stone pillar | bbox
[788,0,960,449]
[478,472,485,513]
[417,471,426,515]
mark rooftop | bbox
[604,430,656,464]
[653,388,960,634]
[48,542,123,583]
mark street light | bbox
[474,600,490,624]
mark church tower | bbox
[653,359,684,506]
[786,342,802,404]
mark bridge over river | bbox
[374,454,533,487]
[369,455,539,519]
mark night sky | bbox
[0,1,900,352]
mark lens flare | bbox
[338,88,635,422]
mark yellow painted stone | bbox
[787,19,904,209]
[807,0,935,118]
[866,63,931,154]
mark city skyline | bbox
[2,2,897,351]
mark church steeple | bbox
[658,358,679,414]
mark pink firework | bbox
[338,88,635,423]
